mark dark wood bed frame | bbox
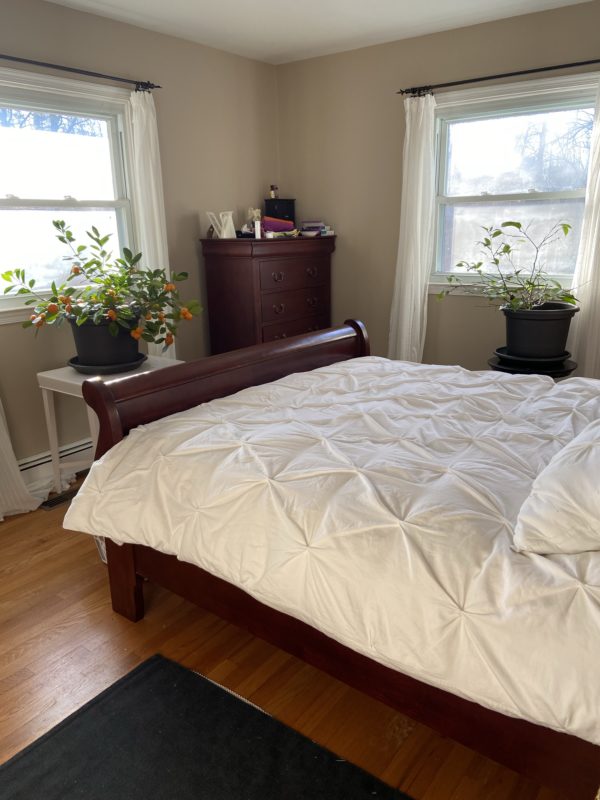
[81,320,600,799]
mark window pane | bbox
[0,107,116,200]
[445,108,594,196]
[0,210,121,290]
[438,199,584,276]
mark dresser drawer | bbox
[262,315,330,342]
[261,286,330,324]
[259,258,329,292]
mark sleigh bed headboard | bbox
[82,319,370,459]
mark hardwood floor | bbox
[0,504,567,799]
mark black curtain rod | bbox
[398,57,600,96]
[0,52,160,92]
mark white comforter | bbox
[64,357,600,744]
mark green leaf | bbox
[186,300,202,313]
[108,321,119,337]
[502,221,522,229]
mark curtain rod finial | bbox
[398,86,433,97]
[135,81,162,92]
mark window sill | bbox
[429,277,575,296]
[0,302,31,325]
[428,281,478,297]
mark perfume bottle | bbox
[269,184,279,199]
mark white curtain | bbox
[129,91,175,358]
[570,82,600,378]
[388,94,437,362]
[0,398,40,521]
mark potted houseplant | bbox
[2,220,201,373]
[439,220,579,361]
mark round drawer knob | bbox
[306,267,318,278]
[273,303,286,315]
[306,296,318,308]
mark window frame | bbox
[429,71,599,294]
[0,66,136,323]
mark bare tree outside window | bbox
[436,105,594,277]
[0,107,103,136]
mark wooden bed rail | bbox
[83,319,369,458]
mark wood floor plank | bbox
[0,504,570,799]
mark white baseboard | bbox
[18,438,94,490]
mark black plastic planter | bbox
[68,317,141,372]
[502,302,579,360]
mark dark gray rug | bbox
[0,654,413,799]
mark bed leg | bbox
[105,540,144,621]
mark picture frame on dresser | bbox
[200,237,335,354]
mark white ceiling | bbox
[45,0,586,64]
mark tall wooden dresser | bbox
[201,237,335,354]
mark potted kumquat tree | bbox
[2,220,201,373]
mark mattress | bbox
[64,357,600,744]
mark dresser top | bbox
[200,236,336,258]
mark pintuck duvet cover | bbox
[64,357,600,745]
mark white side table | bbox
[37,355,183,493]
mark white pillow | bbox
[513,419,600,555]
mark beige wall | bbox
[277,1,600,360]
[0,0,279,459]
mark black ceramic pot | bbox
[68,317,140,369]
[502,302,579,360]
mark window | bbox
[432,73,598,285]
[0,67,134,321]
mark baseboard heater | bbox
[18,437,93,474]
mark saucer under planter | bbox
[494,346,571,366]
[68,353,148,375]
[502,302,579,360]
[68,317,140,373]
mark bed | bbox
[63,320,600,799]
